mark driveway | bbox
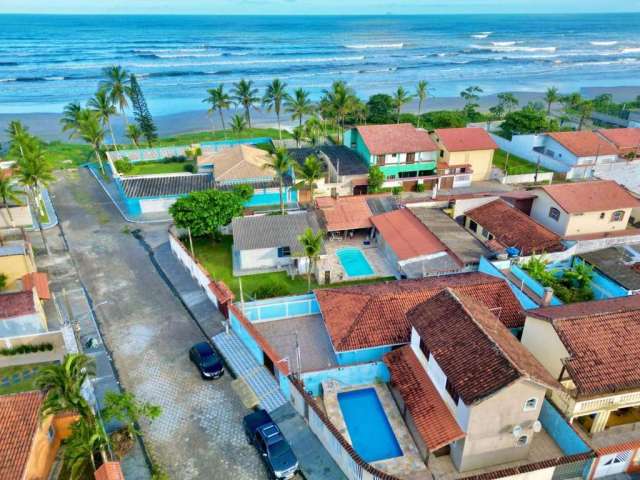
[44,169,267,480]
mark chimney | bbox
[542,287,554,306]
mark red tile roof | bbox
[409,289,558,404]
[370,208,449,261]
[384,346,465,451]
[21,272,51,300]
[539,180,640,214]
[434,128,498,152]
[355,123,438,155]
[0,291,36,319]
[527,296,640,398]
[0,391,44,480]
[465,199,564,255]
[546,131,618,157]
[597,128,640,157]
[316,195,374,232]
[315,272,525,352]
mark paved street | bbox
[42,169,267,480]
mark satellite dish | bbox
[512,425,523,438]
[532,421,542,433]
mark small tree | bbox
[263,148,292,215]
[392,86,413,123]
[367,165,384,193]
[366,94,394,124]
[102,391,161,439]
[232,183,254,202]
[169,189,244,238]
[297,227,324,291]
[294,155,324,204]
[129,74,157,146]
[416,80,429,126]
[230,114,247,138]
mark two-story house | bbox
[431,127,498,183]
[384,288,558,472]
[529,180,640,238]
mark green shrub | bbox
[232,184,255,202]
[0,343,54,356]
[391,186,402,196]
[115,158,133,174]
[415,183,425,193]
[250,282,289,300]
[183,164,195,173]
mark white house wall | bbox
[139,197,178,213]
[520,317,570,379]
[529,190,571,236]
[239,247,282,270]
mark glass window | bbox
[611,210,625,222]
[481,228,491,239]
[419,338,430,360]
[599,212,605,219]
[445,378,460,404]
[469,220,478,232]
[524,398,538,411]
[47,425,55,442]
[549,207,561,221]
[277,246,291,258]
[399,171,418,179]
[517,435,529,446]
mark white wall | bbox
[140,197,178,213]
[239,248,285,270]
[521,317,569,379]
[453,196,499,219]
[530,190,571,236]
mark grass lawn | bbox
[152,128,291,147]
[0,362,51,395]
[493,149,551,175]
[192,235,393,300]
[125,161,194,176]
[7,140,94,171]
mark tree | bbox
[544,87,560,115]
[125,123,142,148]
[564,262,593,289]
[416,80,429,126]
[367,165,384,193]
[420,110,467,129]
[232,183,254,202]
[351,99,368,125]
[169,189,244,238]
[285,88,314,128]
[487,104,505,130]
[500,106,560,139]
[576,99,594,130]
[294,155,324,204]
[101,65,130,127]
[6,120,31,159]
[128,74,157,146]
[203,84,231,137]
[304,117,322,146]
[231,79,259,128]
[0,174,22,226]
[297,227,324,291]
[60,102,83,139]
[88,88,118,151]
[262,78,288,140]
[460,86,483,118]
[321,81,357,143]
[77,109,107,175]
[35,353,95,421]
[230,114,247,137]
[264,148,292,215]
[62,418,108,480]
[497,92,519,114]
[392,86,413,123]
[292,126,304,148]
[102,391,161,439]
[366,94,394,124]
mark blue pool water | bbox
[336,248,374,277]
[337,388,402,463]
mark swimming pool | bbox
[336,247,374,277]
[337,388,402,463]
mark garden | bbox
[115,154,196,176]
[493,149,552,176]
[521,256,594,304]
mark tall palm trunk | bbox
[121,107,128,128]
[244,105,251,128]
[218,109,227,140]
[29,188,49,255]
[276,110,282,141]
[279,178,284,215]
[106,119,119,153]
[3,195,14,227]
[94,149,105,175]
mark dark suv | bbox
[243,409,299,479]
[189,342,224,379]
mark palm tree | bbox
[321,81,357,143]
[285,88,314,128]
[460,86,483,114]
[352,99,368,125]
[297,227,324,291]
[292,126,304,148]
[0,174,22,226]
[544,87,560,115]
[497,92,519,114]
[576,100,594,130]
[60,102,83,139]
[6,120,31,159]
[231,79,259,128]
[262,78,288,140]
[62,419,108,480]
[392,86,413,123]
[230,114,247,137]
[295,155,324,204]
[304,117,322,146]
[263,148,291,215]
[125,124,142,148]
[416,80,429,126]
[101,65,129,127]
[77,110,106,175]
[88,88,118,151]
[203,84,231,137]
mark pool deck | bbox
[325,237,396,283]
[322,381,428,479]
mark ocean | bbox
[1,14,640,116]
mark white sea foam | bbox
[492,41,517,47]
[0,78,15,82]
[590,41,618,46]
[154,53,223,58]
[345,43,403,49]
[471,44,557,53]
[621,47,640,54]
[128,55,367,68]
[44,76,64,81]
[472,32,492,39]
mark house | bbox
[0,244,36,289]
[597,128,640,160]
[385,288,558,471]
[431,127,498,182]
[464,198,565,256]
[344,123,442,191]
[0,290,47,337]
[231,212,325,275]
[0,391,77,480]
[315,195,375,235]
[529,180,640,238]
[314,272,525,365]
[538,132,618,179]
[370,208,461,278]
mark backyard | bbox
[123,160,194,176]
[493,149,552,175]
[0,362,51,395]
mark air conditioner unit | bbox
[532,420,542,433]
[512,425,523,438]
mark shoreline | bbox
[1,86,639,143]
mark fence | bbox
[242,294,320,322]
[491,169,555,185]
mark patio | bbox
[324,235,396,283]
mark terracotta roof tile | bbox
[527,296,640,397]
[539,180,640,214]
[0,391,44,480]
[384,346,465,451]
[0,290,36,319]
[597,128,640,157]
[409,289,558,404]
[434,128,498,152]
[355,123,438,155]
[197,144,275,181]
[316,195,373,232]
[315,272,525,352]
[547,131,618,157]
[370,208,448,261]
[466,199,564,255]
[21,272,51,300]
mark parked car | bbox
[189,342,224,379]
[243,409,299,479]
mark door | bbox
[403,180,417,192]
[440,176,454,189]
[407,152,416,164]
[596,451,633,477]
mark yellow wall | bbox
[23,413,78,480]
[442,149,495,181]
[0,253,35,288]
[521,317,570,379]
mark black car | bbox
[244,409,299,479]
[189,342,224,379]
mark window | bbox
[399,171,418,179]
[440,150,444,158]
[377,155,385,166]
[481,227,491,239]
[549,207,561,221]
[469,220,478,233]
[445,378,460,404]
[418,170,434,177]
[611,210,625,222]
[47,425,55,442]
[517,435,529,447]
[419,338,430,361]
[524,398,538,411]
[277,246,291,258]
[599,212,605,219]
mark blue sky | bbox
[2,0,640,14]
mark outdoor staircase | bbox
[213,331,288,413]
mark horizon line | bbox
[1,11,639,16]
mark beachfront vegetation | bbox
[204,84,231,137]
[262,78,288,140]
[499,105,561,139]
[263,147,293,215]
[294,154,324,203]
[232,79,260,128]
[392,86,413,123]
[129,73,158,145]
[169,189,245,237]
